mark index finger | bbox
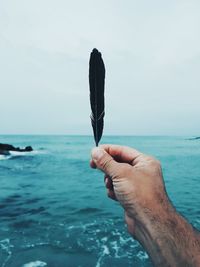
[99,144,142,165]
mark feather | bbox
[89,48,105,146]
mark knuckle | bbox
[156,160,161,168]
[143,156,162,173]
[153,158,161,167]
[150,158,162,175]
[149,156,161,167]
[100,157,113,171]
[155,160,162,171]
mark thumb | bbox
[91,147,120,177]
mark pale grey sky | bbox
[0,0,200,135]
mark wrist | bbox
[129,198,176,240]
[131,201,177,265]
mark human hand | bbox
[91,145,200,267]
[90,144,172,237]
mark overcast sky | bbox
[0,0,200,135]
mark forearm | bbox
[134,204,200,267]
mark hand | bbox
[90,144,172,237]
[91,145,200,267]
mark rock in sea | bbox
[0,143,33,155]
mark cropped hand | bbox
[90,144,171,236]
[90,144,200,267]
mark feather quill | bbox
[89,48,105,146]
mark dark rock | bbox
[24,146,33,152]
[0,143,33,155]
[188,137,200,140]
[0,143,16,151]
[0,149,10,155]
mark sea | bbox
[0,135,200,267]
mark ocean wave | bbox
[62,219,149,266]
[0,155,12,160]
[9,150,46,157]
[0,150,47,161]
[72,207,102,215]
[22,261,47,267]
[0,219,150,267]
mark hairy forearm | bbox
[134,204,200,267]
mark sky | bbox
[0,0,200,135]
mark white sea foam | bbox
[96,244,110,267]
[9,150,45,156]
[0,239,13,267]
[110,241,120,258]
[0,238,14,253]
[22,261,47,267]
[137,250,149,260]
[0,155,11,160]
[0,150,47,160]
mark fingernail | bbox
[92,148,105,161]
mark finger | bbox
[99,144,141,166]
[107,189,117,201]
[91,147,120,177]
[90,159,96,169]
[104,175,113,190]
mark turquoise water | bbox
[0,135,200,267]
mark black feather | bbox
[89,48,105,146]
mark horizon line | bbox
[0,133,198,137]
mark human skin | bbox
[90,144,200,267]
